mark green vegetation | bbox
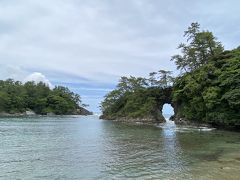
[101,23,240,128]
[0,79,90,115]
[173,49,240,127]
[101,72,173,121]
[171,22,223,72]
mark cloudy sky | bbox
[0,0,239,113]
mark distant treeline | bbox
[0,80,85,115]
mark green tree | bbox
[157,70,174,88]
[148,70,174,87]
[171,22,224,72]
[117,76,147,93]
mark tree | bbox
[157,70,174,88]
[117,76,147,93]
[0,92,9,112]
[171,22,224,72]
[148,70,174,88]
[148,72,158,86]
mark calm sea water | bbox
[0,115,240,180]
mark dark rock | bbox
[75,107,93,115]
[100,114,165,123]
[47,112,55,116]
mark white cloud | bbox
[23,72,53,89]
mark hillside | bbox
[0,79,92,116]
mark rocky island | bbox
[100,23,240,130]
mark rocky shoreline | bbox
[100,113,219,129]
[0,107,93,118]
[99,113,166,124]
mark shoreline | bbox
[1,113,239,132]
[0,113,93,118]
[0,107,93,117]
[100,115,240,132]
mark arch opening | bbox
[162,103,174,121]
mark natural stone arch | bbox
[152,87,176,122]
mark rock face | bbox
[170,108,213,128]
[75,107,93,116]
[99,116,165,123]
[0,111,36,117]
[47,112,55,116]
[0,112,25,117]
[0,107,93,117]
[100,87,173,123]
[100,110,166,123]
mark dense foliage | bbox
[173,48,240,127]
[101,23,240,128]
[0,80,85,115]
[101,72,173,120]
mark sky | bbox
[0,0,239,113]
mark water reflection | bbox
[98,118,191,179]
[99,121,165,179]
[160,119,189,177]
[162,119,176,137]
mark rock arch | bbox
[152,87,176,122]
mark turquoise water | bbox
[0,116,240,179]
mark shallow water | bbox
[0,116,239,180]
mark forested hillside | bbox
[0,79,91,115]
[173,48,240,127]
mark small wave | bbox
[175,126,216,132]
[198,127,216,131]
[157,122,216,132]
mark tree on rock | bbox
[148,70,174,88]
[171,22,224,73]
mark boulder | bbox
[25,110,36,116]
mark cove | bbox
[0,115,239,179]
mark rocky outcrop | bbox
[0,107,93,117]
[171,113,213,128]
[75,107,93,116]
[100,112,166,123]
[100,117,164,123]
[25,110,36,116]
[0,112,25,117]
[47,112,55,116]
[0,110,36,117]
